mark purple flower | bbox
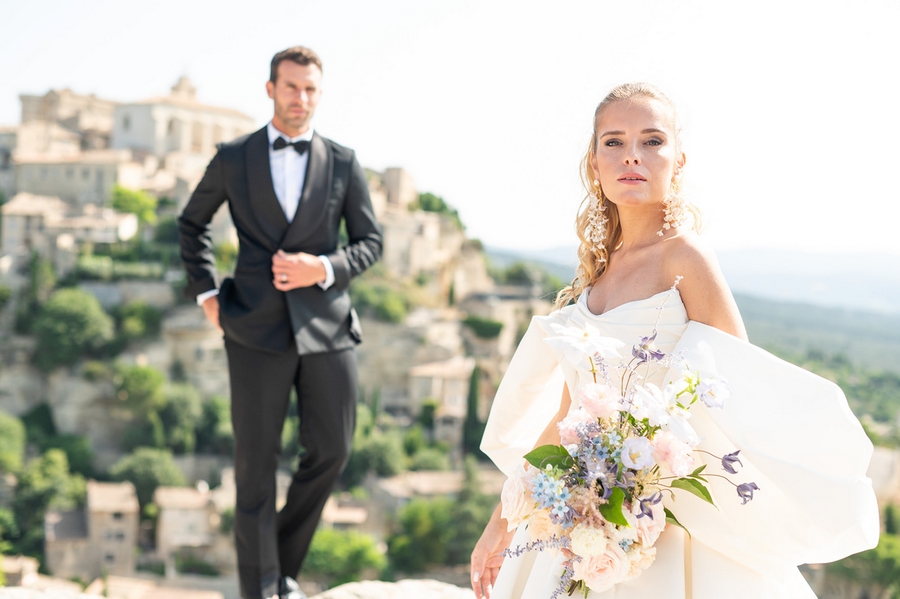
[636,492,663,519]
[722,450,742,474]
[633,331,666,364]
[736,482,760,505]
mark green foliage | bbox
[158,384,203,454]
[174,550,219,576]
[153,217,179,244]
[82,360,111,382]
[409,192,463,230]
[12,450,86,557]
[75,255,164,281]
[108,447,186,510]
[32,288,114,371]
[219,507,235,534]
[388,456,495,571]
[115,364,166,415]
[887,504,898,536]
[417,399,438,431]
[463,365,486,459]
[196,396,234,455]
[42,434,94,478]
[117,301,162,341]
[304,528,386,587]
[490,261,565,300]
[341,430,407,488]
[827,532,900,597]
[463,315,503,339]
[20,404,57,447]
[0,285,11,311]
[350,279,408,323]
[15,252,57,335]
[402,425,427,457]
[112,185,157,225]
[0,411,26,474]
[214,241,238,274]
[409,447,450,471]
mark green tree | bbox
[42,434,94,478]
[195,396,234,455]
[304,528,386,586]
[827,533,900,598]
[463,365,486,459]
[445,455,495,564]
[341,430,407,488]
[214,241,238,273]
[15,252,56,334]
[32,288,114,371]
[887,504,898,536]
[0,411,26,474]
[158,384,203,454]
[153,216,180,244]
[463,315,503,339]
[112,185,157,225]
[410,192,463,230]
[409,447,450,471]
[118,301,162,340]
[108,447,186,510]
[12,450,86,557]
[0,284,11,311]
[116,364,166,415]
[387,498,455,571]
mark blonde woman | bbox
[470,84,878,599]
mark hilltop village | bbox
[0,80,559,596]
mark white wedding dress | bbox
[481,288,879,599]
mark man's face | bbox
[266,61,322,136]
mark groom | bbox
[178,46,382,599]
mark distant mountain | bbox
[486,246,900,315]
[484,245,900,373]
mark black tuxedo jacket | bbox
[178,127,382,355]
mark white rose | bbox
[500,468,532,532]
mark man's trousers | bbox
[225,337,357,599]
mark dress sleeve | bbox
[481,312,569,477]
[664,322,880,571]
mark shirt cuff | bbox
[196,288,219,306]
[317,255,335,290]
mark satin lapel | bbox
[282,133,332,246]
[245,128,289,245]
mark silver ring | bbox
[280,274,288,283]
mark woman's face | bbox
[590,97,684,209]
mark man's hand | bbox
[272,249,326,291]
[201,296,222,332]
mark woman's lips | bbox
[617,173,647,184]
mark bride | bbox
[470,83,879,599]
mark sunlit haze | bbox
[3,0,898,255]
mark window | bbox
[115,532,125,541]
[82,168,91,180]
[112,512,123,520]
[104,554,115,564]
[123,115,131,131]
[66,167,74,179]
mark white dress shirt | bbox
[196,122,334,306]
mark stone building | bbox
[19,87,118,149]
[153,484,223,567]
[404,356,476,446]
[14,149,145,206]
[1,192,138,274]
[44,480,140,581]
[111,77,255,163]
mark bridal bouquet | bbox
[500,286,758,597]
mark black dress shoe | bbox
[279,576,307,599]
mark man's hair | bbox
[270,46,323,82]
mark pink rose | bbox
[578,383,623,421]
[572,543,630,593]
[652,430,695,477]
[633,500,666,546]
[557,408,594,445]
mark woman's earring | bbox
[586,179,608,261]
[659,171,686,236]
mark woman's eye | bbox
[645,139,663,146]
[604,139,622,147]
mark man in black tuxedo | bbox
[178,46,382,599]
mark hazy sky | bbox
[2,0,898,255]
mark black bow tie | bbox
[272,137,310,155]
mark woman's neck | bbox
[614,204,669,252]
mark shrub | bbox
[32,288,114,371]
[463,315,503,339]
[0,411,26,474]
[304,528,386,586]
[108,447,186,510]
